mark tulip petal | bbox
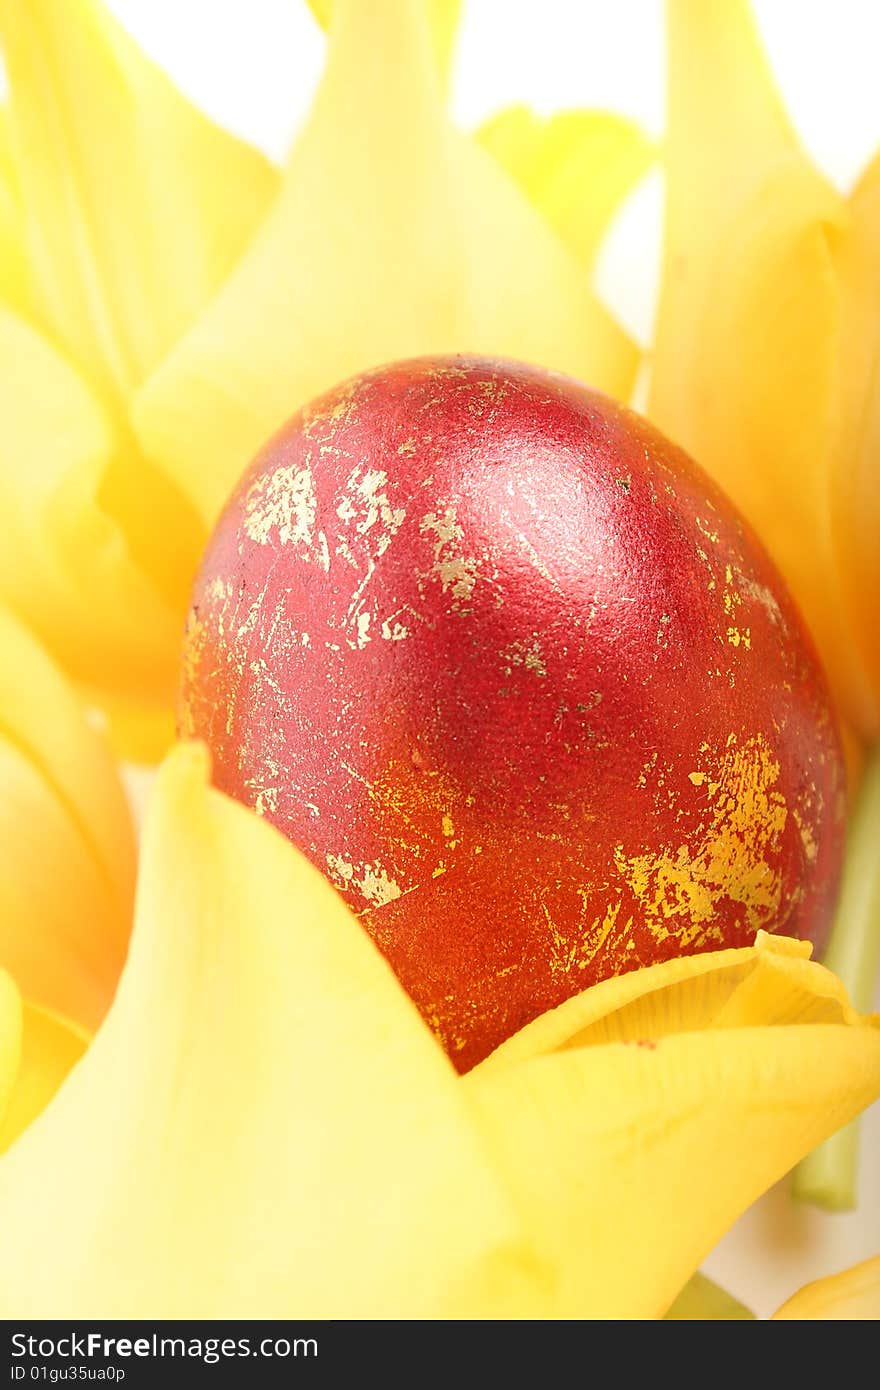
[134,0,637,531]
[479,932,850,1065]
[466,934,880,1318]
[0,744,544,1318]
[0,606,135,909]
[0,110,29,318]
[649,0,874,734]
[0,971,21,1126]
[307,0,463,88]
[772,1255,880,1320]
[0,1002,88,1154]
[0,306,192,736]
[0,608,134,1028]
[0,111,18,187]
[478,106,653,266]
[0,0,278,400]
[832,153,880,737]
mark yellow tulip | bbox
[133,0,638,533]
[0,0,641,758]
[307,0,463,89]
[0,607,134,1031]
[649,4,880,1215]
[0,744,876,1318]
[0,110,28,318]
[0,0,277,757]
[830,154,880,736]
[477,105,654,271]
[650,0,880,743]
[773,1254,880,1320]
[0,0,277,401]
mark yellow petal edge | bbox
[773,1254,880,1320]
[650,0,878,738]
[0,306,186,739]
[0,608,134,1029]
[0,0,278,756]
[0,988,88,1155]
[0,743,876,1318]
[478,105,653,268]
[0,0,277,399]
[307,0,463,90]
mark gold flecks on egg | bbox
[722,564,743,618]
[380,617,409,642]
[206,575,229,604]
[355,756,468,895]
[419,506,480,608]
[512,528,560,597]
[335,536,359,569]
[327,847,408,910]
[576,900,628,972]
[243,463,317,549]
[235,577,271,643]
[325,852,355,886]
[342,467,406,542]
[335,467,408,649]
[353,611,371,650]
[251,785,280,817]
[300,382,358,441]
[495,963,522,980]
[793,807,820,863]
[738,573,784,624]
[543,902,576,976]
[179,605,210,739]
[500,635,548,679]
[357,863,403,908]
[615,733,789,944]
[637,750,659,789]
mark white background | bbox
[42,0,880,1316]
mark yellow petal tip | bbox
[754,930,813,959]
[157,740,213,799]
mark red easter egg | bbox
[181,356,845,1070]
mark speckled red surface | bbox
[181,356,845,1070]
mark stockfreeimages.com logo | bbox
[11,1331,317,1373]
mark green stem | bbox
[792,743,880,1211]
[665,1272,755,1320]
